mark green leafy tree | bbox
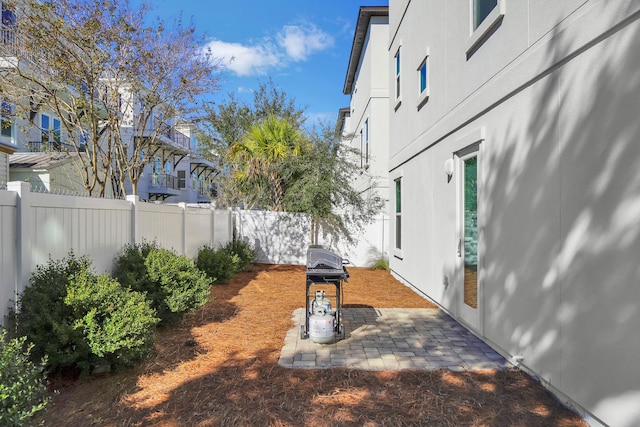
[228,115,307,211]
[198,79,306,208]
[284,122,384,245]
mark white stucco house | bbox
[337,6,390,267]
[386,1,640,426]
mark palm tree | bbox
[228,116,306,211]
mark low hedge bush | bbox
[13,251,159,375]
[145,248,212,321]
[65,270,159,370]
[11,252,92,374]
[0,330,49,426]
[196,239,255,284]
[114,243,212,324]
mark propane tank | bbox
[311,290,332,314]
[308,309,335,344]
[309,290,335,343]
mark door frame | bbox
[455,139,483,333]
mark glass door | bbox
[457,146,481,331]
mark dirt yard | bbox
[39,264,587,426]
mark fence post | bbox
[210,206,215,247]
[126,195,139,245]
[178,202,187,256]
[8,181,32,299]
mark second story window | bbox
[394,48,401,100]
[1,99,14,142]
[474,0,498,30]
[417,49,430,109]
[41,114,50,144]
[364,119,369,165]
[1,2,16,46]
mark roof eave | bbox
[343,6,389,95]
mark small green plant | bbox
[223,238,255,272]
[196,239,255,284]
[114,242,211,323]
[11,252,92,374]
[0,330,49,426]
[370,257,389,271]
[145,248,212,322]
[196,245,237,284]
[65,270,159,370]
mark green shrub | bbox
[145,248,212,322]
[196,245,237,284]
[196,239,255,284]
[65,270,159,370]
[222,239,255,272]
[112,241,158,292]
[370,257,389,271]
[12,252,92,374]
[0,330,49,426]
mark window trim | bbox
[416,48,430,110]
[393,41,402,110]
[364,118,369,165]
[392,173,404,259]
[0,99,14,142]
[466,0,505,56]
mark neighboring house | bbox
[164,124,218,204]
[342,5,389,204]
[0,4,215,203]
[0,124,16,185]
[9,152,85,194]
[336,6,390,267]
[387,1,640,426]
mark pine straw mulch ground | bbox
[39,264,587,426]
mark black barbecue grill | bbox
[301,246,349,341]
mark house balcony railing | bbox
[28,141,85,153]
[149,173,180,191]
[136,118,190,152]
[0,26,55,76]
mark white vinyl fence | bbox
[0,182,232,326]
[234,209,388,267]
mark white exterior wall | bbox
[0,152,8,183]
[347,15,390,200]
[389,1,640,426]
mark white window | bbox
[417,49,430,109]
[394,47,401,102]
[473,0,497,30]
[467,0,505,55]
[364,119,369,165]
[359,129,363,168]
[1,99,14,142]
[395,178,402,250]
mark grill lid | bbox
[306,247,343,270]
[306,247,349,282]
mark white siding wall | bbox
[389,1,640,425]
[0,152,8,184]
[347,15,390,200]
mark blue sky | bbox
[146,0,388,127]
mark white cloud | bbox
[205,24,333,77]
[205,39,280,77]
[277,25,334,62]
[237,86,254,94]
